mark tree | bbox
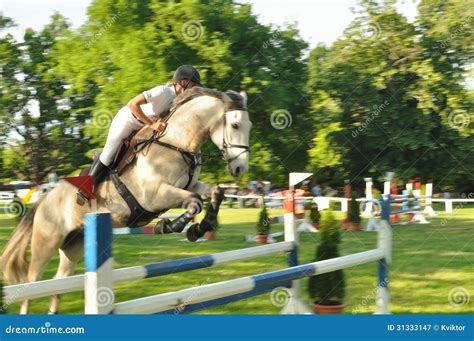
[0,14,93,181]
[306,0,473,192]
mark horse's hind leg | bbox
[20,225,64,314]
[48,231,84,314]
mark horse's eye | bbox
[231,123,239,129]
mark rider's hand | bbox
[148,121,167,133]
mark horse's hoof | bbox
[186,224,202,242]
[153,219,171,234]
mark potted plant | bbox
[309,200,320,229]
[348,192,361,231]
[308,209,345,313]
[256,197,271,244]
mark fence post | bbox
[362,177,373,217]
[423,181,436,216]
[280,189,312,314]
[376,195,392,314]
[84,213,114,314]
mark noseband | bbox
[220,111,250,164]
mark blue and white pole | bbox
[376,195,392,314]
[84,213,114,314]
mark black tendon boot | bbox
[76,158,110,205]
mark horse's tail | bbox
[1,197,43,284]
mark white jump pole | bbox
[423,181,437,216]
[384,172,394,195]
[362,177,373,217]
[376,195,392,314]
[281,172,312,314]
[84,213,114,314]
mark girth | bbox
[110,171,162,226]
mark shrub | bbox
[309,200,320,225]
[256,197,271,235]
[308,210,345,305]
[348,192,361,224]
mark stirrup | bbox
[76,191,89,206]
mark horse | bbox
[0,87,252,314]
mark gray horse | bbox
[1,87,252,314]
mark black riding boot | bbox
[76,158,109,205]
[89,158,109,188]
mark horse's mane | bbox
[170,87,247,114]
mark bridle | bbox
[219,111,250,164]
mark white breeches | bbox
[99,107,144,166]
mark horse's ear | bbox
[239,91,248,107]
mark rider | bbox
[80,65,201,200]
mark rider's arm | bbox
[128,94,154,126]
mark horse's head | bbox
[210,90,252,178]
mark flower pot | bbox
[257,234,268,244]
[314,303,345,314]
[295,213,305,220]
[350,222,361,231]
[340,222,350,230]
[205,231,216,241]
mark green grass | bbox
[0,203,472,314]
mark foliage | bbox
[0,13,93,181]
[306,0,474,192]
[256,196,271,235]
[348,192,361,224]
[309,200,320,225]
[308,210,345,304]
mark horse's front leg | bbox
[153,184,203,236]
[186,182,225,241]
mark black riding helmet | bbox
[173,65,202,87]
